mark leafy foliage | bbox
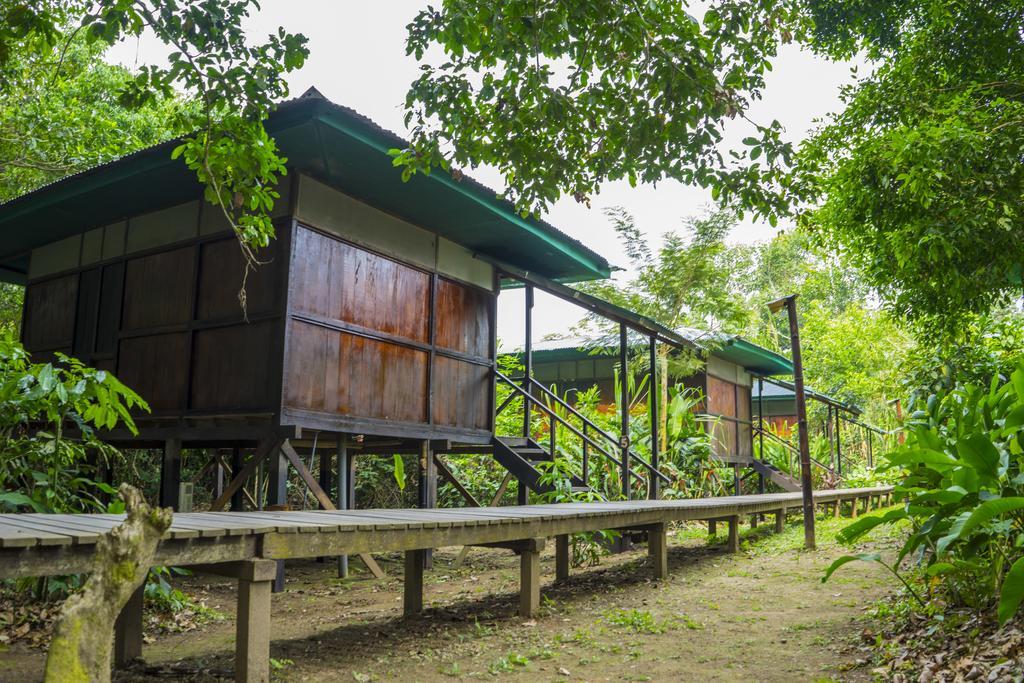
[797,0,1024,330]
[826,361,1024,624]
[399,0,805,221]
[0,336,147,515]
[1,1,308,258]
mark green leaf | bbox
[393,454,406,491]
[821,553,881,583]
[0,492,47,513]
[926,562,956,576]
[953,497,1024,541]
[886,448,957,469]
[836,507,907,545]
[957,434,1001,479]
[999,556,1024,625]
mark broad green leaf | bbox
[953,497,1024,541]
[393,454,406,491]
[957,434,1001,480]
[926,562,956,576]
[821,553,881,583]
[837,508,908,545]
[0,492,46,513]
[886,448,956,469]
[999,557,1024,625]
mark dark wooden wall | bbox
[22,227,285,420]
[281,224,494,441]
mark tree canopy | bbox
[0,0,308,258]
[401,0,1024,333]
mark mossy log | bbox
[44,485,172,683]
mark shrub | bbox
[825,361,1024,624]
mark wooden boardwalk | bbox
[0,486,891,682]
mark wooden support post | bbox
[318,443,333,509]
[419,441,437,569]
[851,497,859,519]
[774,509,786,534]
[403,549,426,617]
[750,513,758,529]
[648,522,668,580]
[708,519,717,536]
[519,539,544,619]
[336,438,349,578]
[113,584,144,668]
[727,516,740,553]
[648,335,660,500]
[160,438,182,510]
[619,322,630,500]
[215,452,225,501]
[235,560,277,683]
[266,444,288,593]
[555,534,570,582]
[230,446,244,511]
[833,500,841,518]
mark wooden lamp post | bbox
[768,294,816,550]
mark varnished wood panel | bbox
[432,355,490,430]
[737,384,752,458]
[23,274,78,352]
[122,247,195,330]
[197,238,278,320]
[117,333,189,412]
[708,374,738,459]
[190,322,276,411]
[290,226,430,343]
[434,278,491,358]
[283,321,427,424]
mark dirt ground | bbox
[0,512,899,682]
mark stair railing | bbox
[494,369,670,494]
[751,423,841,481]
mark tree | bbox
[1,1,308,262]
[399,1,804,223]
[401,1,1023,334]
[793,0,1024,330]
[0,36,175,201]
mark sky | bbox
[107,2,856,348]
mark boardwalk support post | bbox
[708,519,717,536]
[555,534,570,582]
[113,585,144,668]
[518,538,545,618]
[235,560,277,683]
[768,295,816,550]
[774,509,786,534]
[648,522,668,579]
[727,516,740,553]
[851,498,859,519]
[404,549,426,616]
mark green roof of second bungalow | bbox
[0,88,611,285]
[529,328,794,377]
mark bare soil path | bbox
[0,511,899,682]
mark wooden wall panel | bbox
[432,356,490,430]
[23,274,78,352]
[737,384,752,459]
[72,268,101,361]
[196,237,278,320]
[434,278,490,357]
[190,321,276,411]
[117,333,189,412]
[283,321,428,424]
[288,227,344,322]
[94,263,124,356]
[338,332,427,423]
[122,246,194,330]
[707,374,738,460]
[290,226,430,343]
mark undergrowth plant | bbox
[825,361,1024,625]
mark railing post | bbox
[619,323,630,500]
[582,423,589,483]
[523,284,534,440]
[836,413,843,476]
[648,335,659,500]
[549,414,556,459]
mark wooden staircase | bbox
[491,436,592,494]
[750,458,802,492]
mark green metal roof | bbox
[530,330,793,376]
[0,88,611,284]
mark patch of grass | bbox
[489,652,529,674]
[602,608,675,634]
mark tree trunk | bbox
[44,485,172,683]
